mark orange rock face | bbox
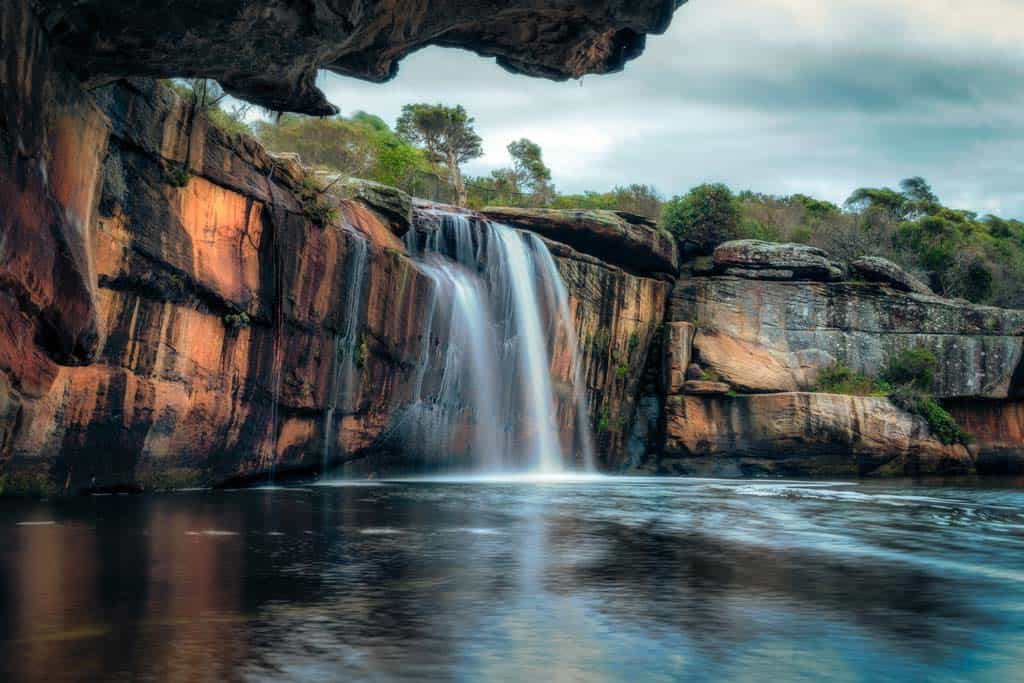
[1,36,664,490]
[551,243,671,469]
[661,393,972,477]
[0,65,443,492]
[946,400,1024,474]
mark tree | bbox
[899,176,940,217]
[662,183,740,251]
[167,79,253,138]
[396,104,483,207]
[845,186,911,220]
[508,138,554,204]
[256,114,376,176]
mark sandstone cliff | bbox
[5,0,1024,492]
[2,0,673,491]
[637,240,1024,476]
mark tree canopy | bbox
[662,184,740,252]
[396,104,483,206]
[254,112,431,189]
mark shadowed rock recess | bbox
[32,0,687,114]
[4,0,1024,495]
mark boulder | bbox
[483,207,679,276]
[851,256,933,295]
[33,0,685,115]
[682,380,731,395]
[713,240,844,281]
[685,364,705,381]
[661,393,972,476]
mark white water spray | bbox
[395,211,594,474]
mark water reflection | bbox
[1,478,1023,681]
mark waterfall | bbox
[323,230,369,471]
[398,210,595,473]
[488,225,565,472]
[531,234,597,471]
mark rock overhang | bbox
[31,0,688,115]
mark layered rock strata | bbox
[660,393,971,477]
[646,240,1024,475]
[671,276,1024,398]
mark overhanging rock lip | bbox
[33,0,688,114]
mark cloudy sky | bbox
[313,0,1024,217]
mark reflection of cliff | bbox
[1,499,250,680]
[3,483,999,680]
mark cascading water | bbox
[488,226,565,472]
[323,230,369,471]
[531,236,598,471]
[398,210,595,474]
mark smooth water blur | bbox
[2,477,1023,682]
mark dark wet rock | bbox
[483,206,679,277]
[32,0,687,114]
[318,175,413,238]
[685,364,705,381]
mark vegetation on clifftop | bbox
[165,81,1024,307]
[664,179,1024,308]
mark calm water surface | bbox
[2,476,1023,682]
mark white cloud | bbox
[309,0,1024,216]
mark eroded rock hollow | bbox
[32,0,686,114]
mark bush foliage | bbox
[171,78,1023,308]
[882,348,939,390]
[816,348,967,445]
[815,363,890,396]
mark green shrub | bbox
[882,347,939,390]
[889,387,969,445]
[662,183,740,252]
[223,312,251,329]
[627,332,641,355]
[815,363,890,396]
[164,163,191,188]
[700,367,721,382]
[298,177,338,227]
[588,329,611,355]
[357,337,369,369]
[615,364,629,380]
